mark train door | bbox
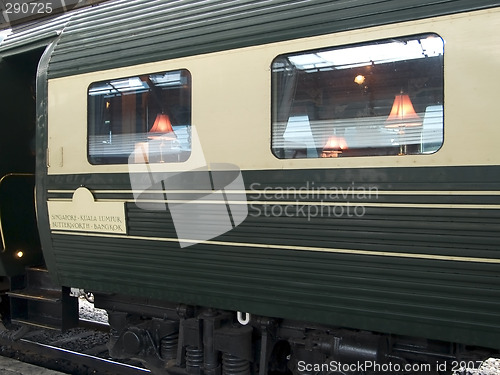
[0,47,44,277]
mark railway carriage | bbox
[1,0,500,374]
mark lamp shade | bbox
[323,136,348,151]
[321,135,347,158]
[148,113,176,139]
[385,94,421,128]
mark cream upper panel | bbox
[46,8,500,174]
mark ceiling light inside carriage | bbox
[88,71,186,96]
[287,36,443,71]
[88,77,149,96]
[354,74,366,85]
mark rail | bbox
[0,173,35,252]
[0,327,149,374]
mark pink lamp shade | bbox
[321,136,348,158]
[148,113,177,139]
[385,93,421,128]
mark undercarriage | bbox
[96,294,493,375]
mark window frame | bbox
[270,33,445,160]
[87,68,192,166]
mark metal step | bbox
[7,267,79,331]
[24,267,60,292]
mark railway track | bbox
[0,327,150,374]
[0,299,150,374]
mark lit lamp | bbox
[354,74,365,85]
[385,92,421,155]
[321,135,348,158]
[148,113,177,162]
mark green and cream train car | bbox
[1,0,500,373]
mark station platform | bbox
[0,355,68,374]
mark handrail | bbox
[0,173,35,252]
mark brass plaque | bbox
[47,187,126,234]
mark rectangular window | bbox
[271,34,444,158]
[88,69,191,164]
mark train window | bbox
[88,69,191,164]
[271,34,444,158]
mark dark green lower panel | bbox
[50,232,500,349]
[40,165,500,349]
